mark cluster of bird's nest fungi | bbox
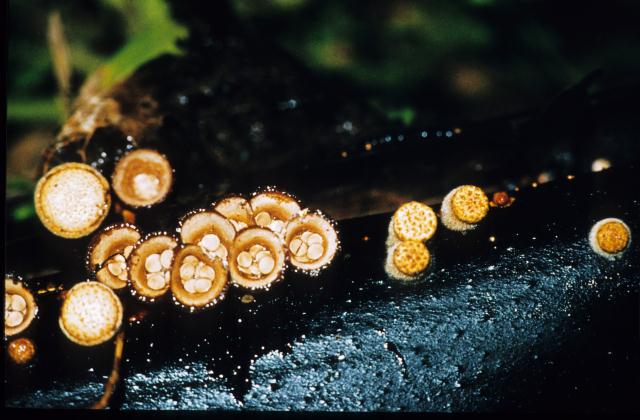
[384,185,495,281]
[6,147,340,350]
[4,147,633,356]
[384,185,632,281]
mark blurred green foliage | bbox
[7,97,64,123]
[12,203,37,222]
[232,0,640,120]
[6,176,36,200]
[9,0,640,127]
[6,176,36,223]
[7,0,186,125]
[385,107,416,126]
[95,0,187,90]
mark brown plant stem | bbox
[90,330,125,409]
[47,11,72,118]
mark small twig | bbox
[91,330,125,409]
[47,11,72,118]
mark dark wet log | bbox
[5,166,639,410]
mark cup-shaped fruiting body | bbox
[249,190,302,238]
[229,227,286,290]
[387,201,437,248]
[86,223,141,290]
[490,191,515,208]
[213,196,255,232]
[178,210,236,266]
[385,240,431,281]
[59,281,123,346]
[440,185,489,231]
[127,233,178,300]
[589,218,631,260]
[8,337,36,365]
[284,211,339,274]
[170,245,229,309]
[34,162,111,238]
[112,148,173,208]
[5,276,38,336]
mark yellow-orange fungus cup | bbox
[229,227,286,290]
[35,162,111,238]
[170,245,228,309]
[589,218,631,260]
[5,277,38,337]
[178,210,236,266]
[112,149,173,208]
[213,196,255,232]
[59,281,123,346]
[249,191,302,239]
[128,233,179,300]
[284,211,339,273]
[440,185,489,232]
[8,338,36,365]
[86,224,141,290]
[388,201,437,245]
[385,240,431,281]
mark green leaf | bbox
[8,176,37,221]
[7,97,64,123]
[97,0,188,90]
[468,0,495,6]
[386,107,416,126]
[12,202,36,222]
[6,175,36,200]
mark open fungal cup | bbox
[86,224,141,289]
[59,281,123,346]
[34,162,111,238]
[229,227,286,290]
[490,191,515,208]
[8,338,36,365]
[170,245,228,309]
[284,211,339,273]
[440,185,489,232]
[387,201,437,247]
[249,191,302,238]
[178,210,235,266]
[385,240,431,281]
[128,233,178,300]
[5,277,38,337]
[589,218,631,260]
[213,196,255,232]
[112,148,173,207]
